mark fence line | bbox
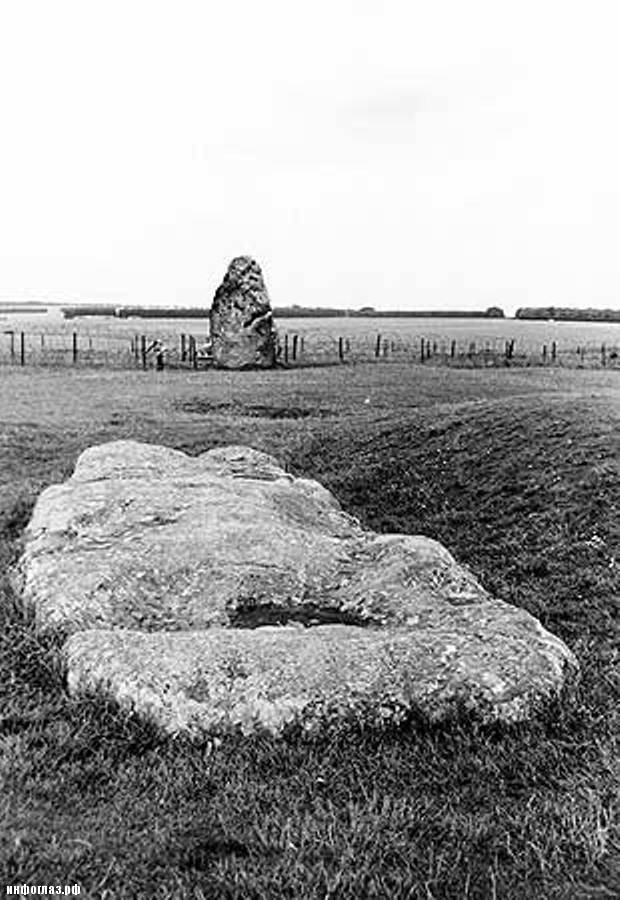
[0,328,618,371]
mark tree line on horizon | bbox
[1,302,507,319]
[2,301,620,322]
[272,305,506,319]
[515,306,620,322]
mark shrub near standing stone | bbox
[210,256,279,369]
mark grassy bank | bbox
[1,364,618,898]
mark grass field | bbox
[3,310,620,346]
[1,313,619,369]
[0,363,618,898]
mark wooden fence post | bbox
[542,344,547,364]
[192,337,198,369]
[338,337,344,362]
[450,339,456,359]
[181,333,186,362]
[375,334,381,358]
[551,341,557,363]
[141,335,147,369]
[40,334,45,349]
[72,332,78,364]
[420,338,425,362]
[284,334,289,364]
[292,334,298,361]
[20,332,25,366]
[601,343,607,366]
[9,331,15,360]
[300,336,305,353]
[134,334,140,363]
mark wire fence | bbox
[1,327,618,370]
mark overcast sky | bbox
[1,1,619,314]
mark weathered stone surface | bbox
[65,621,573,738]
[209,256,278,369]
[16,440,577,736]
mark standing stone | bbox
[210,256,278,369]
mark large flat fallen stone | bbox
[15,440,578,736]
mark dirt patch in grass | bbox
[175,398,335,419]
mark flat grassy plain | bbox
[2,311,619,368]
[0,363,618,899]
